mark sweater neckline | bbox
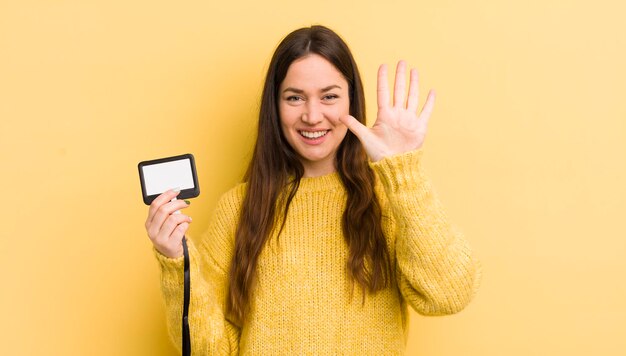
[295,171,343,193]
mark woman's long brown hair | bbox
[227,25,391,324]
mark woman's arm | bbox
[372,149,481,315]
[153,188,243,354]
[342,60,480,314]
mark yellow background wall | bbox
[1,0,624,354]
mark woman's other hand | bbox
[144,189,192,259]
[340,60,435,162]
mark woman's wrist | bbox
[370,148,426,194]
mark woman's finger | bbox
[393,60,407,107]
[417,89,436,130]
[339,115,371,144]
[165,222,190,256]
[154,213,192,246]
[147,199,190,239]
[377,64,390,110]
[406,68,420,112]
[146,189,180,227]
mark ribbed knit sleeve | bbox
[371,149,482,316]
[154,185,245,355]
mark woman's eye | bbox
[323,94,339,101]
[286,96,303,102]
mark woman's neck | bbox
[301,158,337,178]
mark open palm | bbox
[340,60,436,162]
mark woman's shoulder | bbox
[214,182,247,216]
[203,183,246,240]
[220,182,247,202]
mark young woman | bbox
[145,25,481,355]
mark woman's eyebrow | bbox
[282,85,342,94]
[320,85,341,92]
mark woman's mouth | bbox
[299,130,329,139]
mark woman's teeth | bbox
[299,130,328,139]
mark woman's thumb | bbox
[339,115,369,141]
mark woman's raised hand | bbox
[145,189,193,259]
[339,60,435,162]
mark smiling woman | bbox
[144,24,481,354]
[278,54,350,177]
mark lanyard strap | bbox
[182,236,191,356]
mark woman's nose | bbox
[301,101,323,125]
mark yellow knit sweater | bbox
[154,149,481,355]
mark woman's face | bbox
[278,54,350,177]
